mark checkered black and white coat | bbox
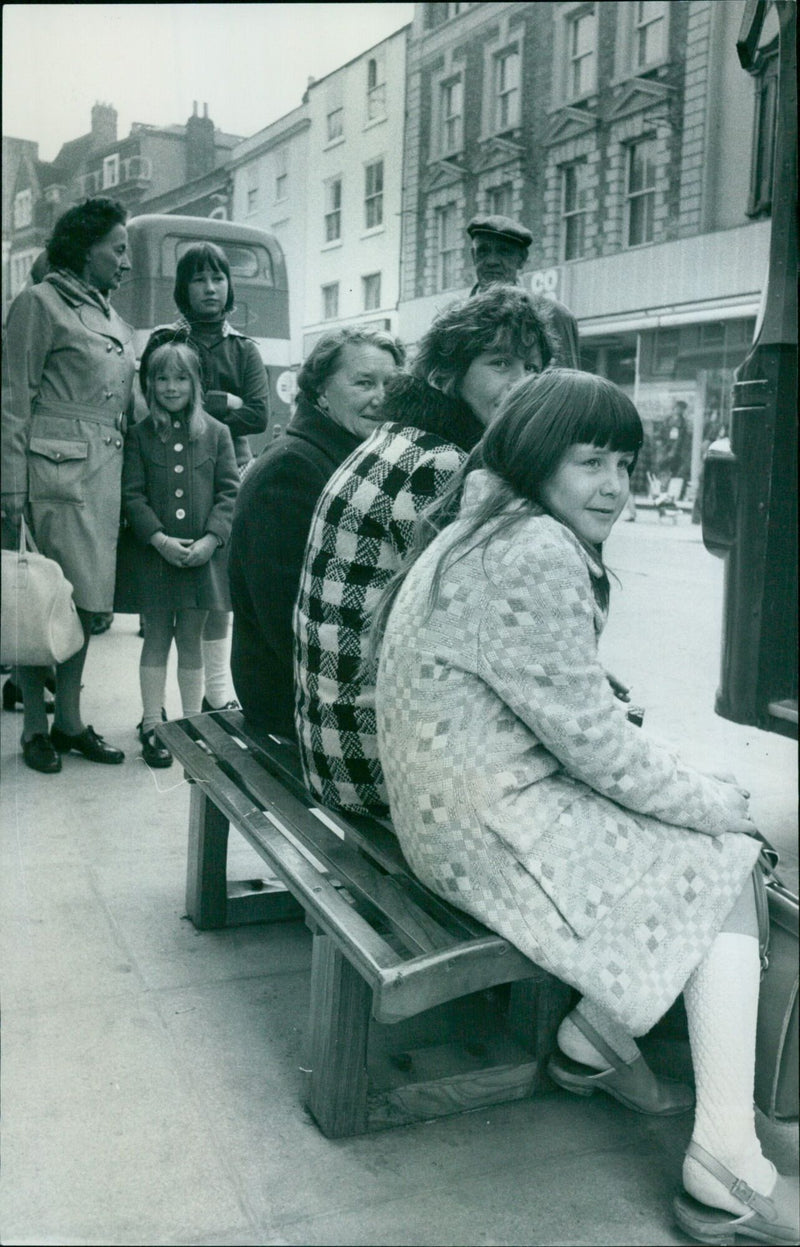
[293,375,485,817]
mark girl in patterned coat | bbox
[293,287,555,818]
[374,369,796,1246]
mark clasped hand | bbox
[158,534,217,568]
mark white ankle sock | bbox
[140,665,167,735]
[683,932,776,1214]
[201,636,233,708]
[557,1000,640,1069]
[177,665,204,716]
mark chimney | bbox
[91,102,118,151]
[186,101,215,179]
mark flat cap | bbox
[467,214,533,248]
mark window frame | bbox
[624,136,657,248]
[486,181,514,218]
[324,176,343,243]
[326,107,344,143]
[567,5,597,100]
[560,159,589,261]
[321,282,340,320]
[364,159,384,230]
[493,43,521,133]
[13,188,32,229]
[366,54,387,123]
[633,1,667,71]
[439,74,464,156]
[362,272,382,311]
[102,153,120,189]
[436,201,460,292]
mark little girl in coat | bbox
[118,341,238,767]
[374,369,797,1246]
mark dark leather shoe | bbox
[141,729,172,768]
[3,679,55,713]
[201,697,241,712]
[22,733,62,773]
[51,724,125,764]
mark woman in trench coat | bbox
[1,197,136,773]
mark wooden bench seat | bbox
[157,709,572,1137]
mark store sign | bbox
[524,268,560,298]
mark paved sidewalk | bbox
[1,513,797,1245]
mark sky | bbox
[3,3,415,162]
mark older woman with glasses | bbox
[293,285,555,819]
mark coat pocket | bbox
[28,438,89,504]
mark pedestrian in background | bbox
[294,286,554,818]
[138,242,270,713]
[117,340,238,767]
[467,214,580,367]
[373,368,794,1247]
[1,197,135,774]
[229,326,405,743]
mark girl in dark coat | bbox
[119,341,238,766]
[138,242,270,712]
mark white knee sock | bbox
[557,998,640,1068]
[683,932,775,1213]
[201,636,233,708]
[140,665,167,735]
[177,666,205,716]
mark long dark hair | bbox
[369,369,643,653]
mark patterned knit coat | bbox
[293,375,485,816]
[375,470,761,1034]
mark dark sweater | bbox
[228,395,363,738]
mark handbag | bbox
[0,516,85,666]
[753,835,799,1122]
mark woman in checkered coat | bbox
[293,287,555,817]
[374,370,795,1247]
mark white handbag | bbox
[1,516,85,666]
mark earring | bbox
[318,395,329,411]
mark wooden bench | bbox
[157,709,573,1138]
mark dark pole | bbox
[702,0,797,737]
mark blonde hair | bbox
[144,341,205,441]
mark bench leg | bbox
[507,973,575,1066]
[185,785,229,929]
[305,933,370,1138]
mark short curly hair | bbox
[297,326,406,405]
[46,197,127,275]
[411,286,555,395]
[173,242,235,318]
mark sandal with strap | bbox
[546,1011,694,1116]
[674,1141,799,1245]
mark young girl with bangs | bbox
[118,341,238,767]
[374,369,795,1245]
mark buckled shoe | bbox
[141,729,172,769]
[674,1141,800,1244]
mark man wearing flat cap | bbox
[467,213,580,367]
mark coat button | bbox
[173,421,181,429]
[174,443,184,452]
[115,439,122,448]
[174,464,184,474]
[104,436,112,445]
[106,342,113,352]
[104,390,113,400]
[175,509,186,520]
[117,346,123,355]
[175,488,184,498]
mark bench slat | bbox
[189,717,460,957]
[159,723,404,985]
[217,712,490,944]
